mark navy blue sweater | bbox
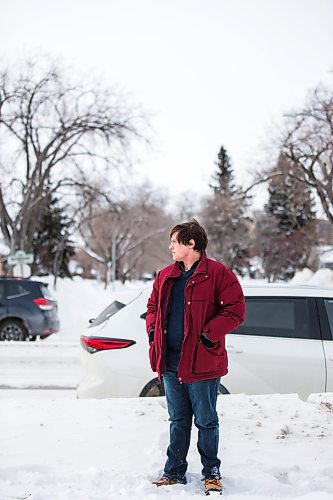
[166,260,199,371]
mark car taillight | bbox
[34,298,54,310]
[80,335,136,354]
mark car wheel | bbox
[39,334,52,340]
[0,319,27,341]
[140,378,165,397]
[218,383,230,395]
[140,380,229,397]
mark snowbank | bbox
[1,392,333,500]
[291,268,333,287]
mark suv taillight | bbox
[34,298,54,311]
[80,335,136,354]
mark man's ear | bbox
[188,238,195,249]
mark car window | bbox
[0,282,4,300]
[323,299,333,340]
[232,297,317,339]
[6,281,30,299]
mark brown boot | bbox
[152,475,178,487]
[204,477,223,495]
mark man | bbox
[146,219,245,495]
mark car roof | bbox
[241,283,333,297]
[0,277,47,287]
[139,282,333,299]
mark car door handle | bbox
[227,345,244,354]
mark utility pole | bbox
[111,233,117,291]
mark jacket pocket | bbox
[149,342,158,372]
[193,340,225,374]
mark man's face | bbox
[169,232,192,261]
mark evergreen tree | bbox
[202,145,250,275]
[32,190,75,278]
[266,155,316,235]
[210,145,236,196]
[261,154,317,280]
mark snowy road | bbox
[0,341,80,392]
[0,388,77,399]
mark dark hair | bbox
[170,218,208,252]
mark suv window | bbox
[0,282,4,300]
[323,299,333,340]
[6,281,30,299]
[233,297,318,340]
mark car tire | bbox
[139,379,229,397]
[39,334,53,340]
[0,319,28,341]
[140,378,165,397]
[218,383,230,395]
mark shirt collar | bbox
[177,255,201,274]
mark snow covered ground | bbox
[1,392,333,499]
[1,269,333,499]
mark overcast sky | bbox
[1,0,333,206]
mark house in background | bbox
[317,246,333,271]
[316,220,333,270]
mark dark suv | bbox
[0,277,60,341]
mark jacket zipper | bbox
[160,273,180,367]
[177,273,197,381]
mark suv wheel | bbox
[0,319,28,341]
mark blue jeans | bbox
[162,370,221,483]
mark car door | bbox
[317,297,333,393]
[0,281,6,319]
[223,296,326,399]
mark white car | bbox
[77,284,333,400]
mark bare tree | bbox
[248,83,333,224]
[79,184,172,286]
[174,191,202,221]
[254,211,316,282]
[0,58,145,253]
[281,84,333,223]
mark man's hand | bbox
[148,329,155,343]
[200,332,216,348]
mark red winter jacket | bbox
[146,252,245,382]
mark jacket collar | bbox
[174,251,208,275]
